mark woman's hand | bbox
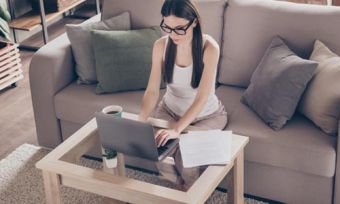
[155,129,180,147]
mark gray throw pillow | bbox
[241,36,318,130]
[91,27,162,94]
[66,12,130,84]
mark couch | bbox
[29,0,340,203]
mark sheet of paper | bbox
[179,130,232,168]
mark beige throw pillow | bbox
[299,40,340,135]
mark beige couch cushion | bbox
[298,40,340,136]
[55,83,336,178]
[216,85,336,177]
[219,0,340,87]
[54,82,165,124]
[101,0,226,47]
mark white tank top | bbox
[162,34,219,118]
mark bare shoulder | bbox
[203,34,220,59]
[153,36,168,52]
[152,36,168,67]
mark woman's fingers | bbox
[156,132,168,147]
[155,129,165,138]
[155,130,166,141]
[155,129,166,146]
[160,136,170,147]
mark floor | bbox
[0,7,93,159]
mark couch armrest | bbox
[29,13,102,148]
[334,120,340,204]
[29,33,76,148]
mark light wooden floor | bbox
[0,14,90,159]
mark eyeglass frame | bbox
[160,19,195,35]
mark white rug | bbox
[0,144,268,204]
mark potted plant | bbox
[0,1,23,91]
[0,1,11,43]
[102,148,118,168]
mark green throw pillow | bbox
[66,12,131,84]
[91,27,162,94]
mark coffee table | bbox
[36,112,249,204]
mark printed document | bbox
[179,130,232,168]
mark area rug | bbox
[0,144,267,204]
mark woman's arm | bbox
[156,38,220,146]
[139,37,166,122]
[173,40,220,132]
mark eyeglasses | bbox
[160,19,194,35]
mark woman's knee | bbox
[192,114,228,130]
[152,105,177,123]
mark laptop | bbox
[95,112,179,161]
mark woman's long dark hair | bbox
[161,0,204,88]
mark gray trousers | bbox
[152,100,228,189]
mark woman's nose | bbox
[170,31,179,38]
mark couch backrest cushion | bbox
[218,0,340,87]
[102,0,227,47]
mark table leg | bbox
[227,151,244,204]
[115,153,126,176]
[42,171,62,204]
[101,149,126,203]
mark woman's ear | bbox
[192,19,198,28]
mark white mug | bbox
[102,105,123,117]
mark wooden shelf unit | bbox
[0,43,23,90]
[7,0,100,50]
[9,0,87,31]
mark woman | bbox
[138,0,228,189]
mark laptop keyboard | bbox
[157,139,177,155]
[157,145,169,155]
